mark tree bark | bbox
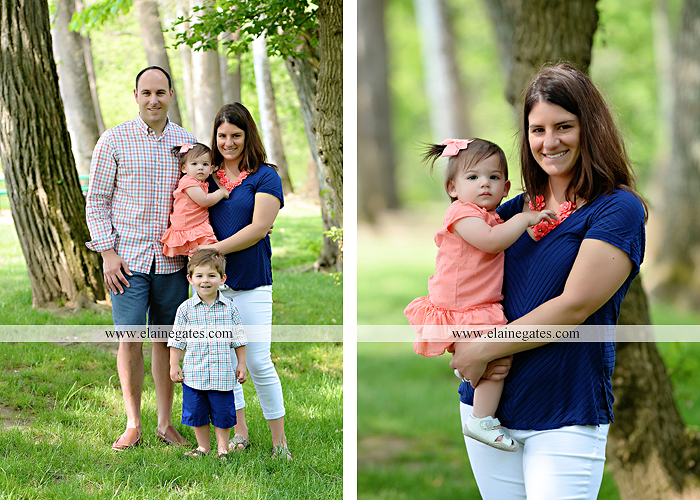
[286,47,341,271]
[610,277,700,500]
[489,0,700,497]
[50,0,101,178]
[651,0,700,309]
[0,0,105,308]
[134,0,183,125]
[358,0,399,223]
[315,0,343,227]
[176,0,195,131]
[413,0,470,140]
[190,0,223,141]
[253,34,293,195]
[220,30,242,105]
[74,0,104,135]
[490,0,599,106]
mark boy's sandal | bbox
[218,451,229,461]
[272,444,292,461]
[228,435,250,453]
[462,415,519,452]
[184,446,208,458]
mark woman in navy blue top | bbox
[450,65,647,499]
[204,103,291,460]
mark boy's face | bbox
[187,264,225,303]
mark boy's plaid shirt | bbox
[168,293,247,391]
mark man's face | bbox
[134,69,173,129]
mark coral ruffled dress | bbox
[404,201,508,357]
[161,176,218,257]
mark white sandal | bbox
[463,414,519,452]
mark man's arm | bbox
[85,134,133,294]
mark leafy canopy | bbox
[69,0,318,59]
[172,1,318,58]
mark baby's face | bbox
[447,155,510,211]
[182,153,213,182]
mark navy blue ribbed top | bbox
[459,189,646,430]
[207,165,284,291]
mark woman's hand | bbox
[482,355,513,381]
[449,341,489,388]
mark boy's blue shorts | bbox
[181,383,237,429]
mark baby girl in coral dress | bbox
[161,143,230,257]
[405,138,556,452]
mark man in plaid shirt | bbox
[86,66,196,451]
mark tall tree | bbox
[0,0,105,308]
[357,0,398,223]
[50,0,101,177]
[253,33,294,195]
[413,0,470,140]
[220,30,242,105]
[190,0,223,141]
[174,0,343,267]
[651,0,700,308]
[134,0,183,125]
[484,0,700,497]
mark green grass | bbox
[0,200,342,498]
[0,342,342,499]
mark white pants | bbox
[460,403,608,500]
[221,285,286,420]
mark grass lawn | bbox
[357,208,700,500]
[0,196,343,499]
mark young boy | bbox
[168,248,247,459]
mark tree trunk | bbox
[489,0,700,497]
[176,0,195,131]
[285,43,341,271]
[50,0,101,178]
[74,0,104,135]
[190,0,223,141]
[253,34,293,195]
[0,0,105,308]
[134,0,183,125]
[413,0,470,140]
[491,0,599,106]
[610,277,700,500]
[651,0,700,309]
[358,0,399,223]
[220,30,242,105]
[315,0,343,227]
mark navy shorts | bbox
[181,383,237,429]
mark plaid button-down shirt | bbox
[86,114,197,274]
[168,293,247,391]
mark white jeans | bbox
[460,403,608,500]
[221,285,286,420]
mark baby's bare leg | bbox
[472,378,504,418]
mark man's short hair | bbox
[187,249,226,277]
[135,66,172,91]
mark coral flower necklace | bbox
[216,168,248,191]
[528,195,576,241]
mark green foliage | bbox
[171,1,319,59]
[68,0,133,33]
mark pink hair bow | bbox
[177,143,194,154]
[441,138,474,157]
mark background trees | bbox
[0,0,341,309]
